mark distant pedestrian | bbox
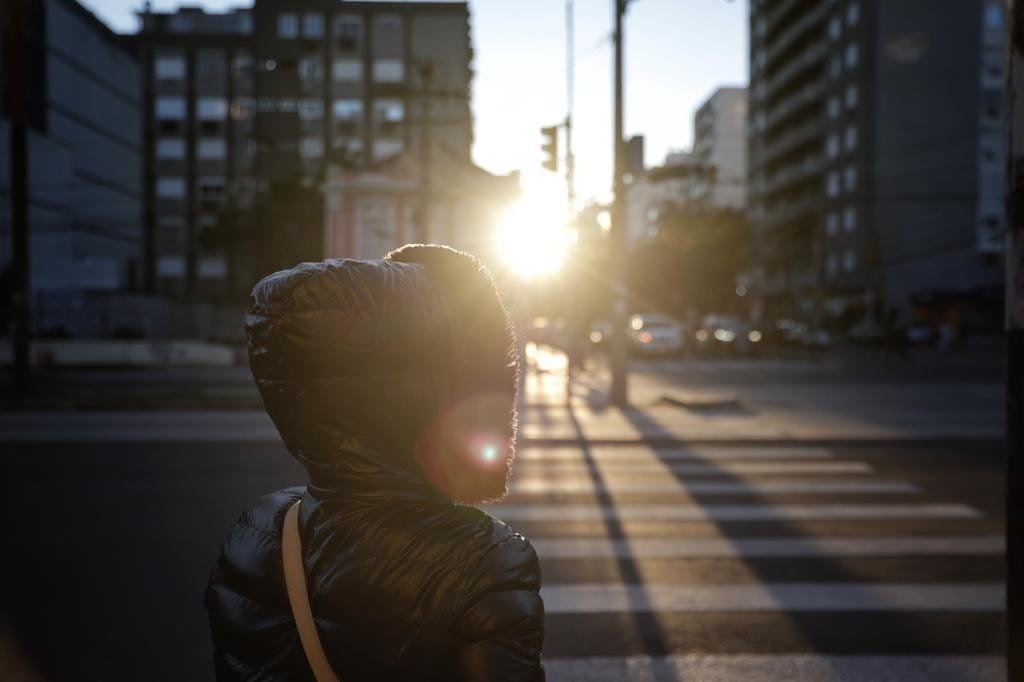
[205,246,545,681]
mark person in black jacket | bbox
[204,245,545,681]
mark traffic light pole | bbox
[609,0,629,407]
[1006,0,1023,675]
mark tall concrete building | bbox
[135,1,472,298]
[748,0,1006,327]
[692,86,747,209]
[1,0,143,303]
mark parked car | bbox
[589,319,613,347]
[628,313,685,355]
[695,315,763,355]
[849,317,885,345]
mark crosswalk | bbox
[484,443,1006,681]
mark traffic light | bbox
[541,125,559,172]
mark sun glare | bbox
[493,184,571,280]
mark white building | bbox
[692,86,747,209]
[625,151,702,245]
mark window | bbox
[277,98,297,113]
[299,99,324,120]
[842,248,857,272]
[826,133,840,159]
[157,177,186,199]
[829,55,842,79]
[333,58,363,81]
[374,139,404,161]
[842,206,857,232]
[198,138,227,160]
[373,59,404,83]
[845,42,859,69]
[985,4,1004,29]
[828,96,841,119]
[299,57,323,81]
[303,13,324,38]
[826,252,839,277]
[335,16,363,51]
[754,110,766,131]
[333,99,363,135]
[231,97,254,120]
[197,97,228,120]
[827,171,840,197]
[198,177,225,203]
[156,96,186,120]
[277,13,299,39]
[828,16,841,41]
[374,99,404,136]
[846,2,860,26]
[299,137,324,158]
[844,124,858,152]
[845,83,858,109]
[155,55,186,79]
[156,138,185,160]
[843,165,858,192]
[826,212,839,236]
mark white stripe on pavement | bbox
[516,447,836,461]
[511,479,917,495]
[487,503,983,522]
[540,582,1005,613]
[531,535,1005,559]
[543,655,1007,682]
[517,462,874,475]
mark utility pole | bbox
[5,0,31,394]
[609,0,629,406]
[1006,0,1023,676]
[565,0,576,214]
[415,61,437,244]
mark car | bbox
[628,313,685,355]
[849,317,884,344]
[695,315,764,355]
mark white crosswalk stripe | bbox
[530,535,1005,559]
[543,655,1007,682]
[516,461,874,475]
[515,447,836,461]
[511,479,917,494]
[541,583,1005,613]
[489,503,982,522]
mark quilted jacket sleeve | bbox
[451,533,545,682]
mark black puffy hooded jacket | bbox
[204,257,544,681]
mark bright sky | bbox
[83,0,748,205]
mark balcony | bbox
[764,40,826,101]
[765,79,825,131]
[764,0,832,71]
[761,118,823,165]
[762,155,824,196]
[762,196,818,230]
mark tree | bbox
[628,206,751,318]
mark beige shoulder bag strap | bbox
[283,500,341,682]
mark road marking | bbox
[488,503,983,522]
[516,447,836,461]
[531,535,1005,559]
[517,462,874,475]
[540,582,1005,613]
[511,479,917,495]
[543,655,1007,682]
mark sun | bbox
[492,179,572,280]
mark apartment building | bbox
[692,86,747,209]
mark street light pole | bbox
[609,0,629,406]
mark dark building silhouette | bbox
[1,0,143,304]
[134,1,472,299]
[747,0,1006,326]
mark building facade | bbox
[1,0,143,305]
[747,0,1006,326]
[135,1,472,299]
[692,86,747,209]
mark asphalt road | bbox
[0,411,1006,681]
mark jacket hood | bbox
[247,258,455,501]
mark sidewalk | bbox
[521,347,1004,444]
